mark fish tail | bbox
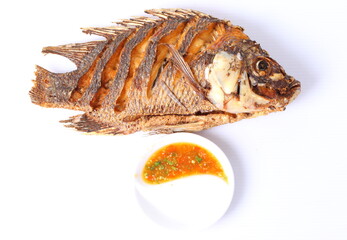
[30,66,55,107]
[30,65,78,109]
[30,40,105,110]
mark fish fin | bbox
[145,8,209,19]
[30,66,51,106]
[149,121,206,134]
[162,43,207,100]
[60,114,115,133]
[42,41,103,67]
[30,65,67,107]
[60,114,140,135]
[81,26,132,39]
[114,17,158,27]
[161,81,188,110]
[30,65,86,110]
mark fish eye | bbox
[255,58,271,76]
[257,60,268,71]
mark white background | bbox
[1,0,347,239]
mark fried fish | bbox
[30,8,301,135]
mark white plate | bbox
[135,133,234,229]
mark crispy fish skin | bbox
[30,8,300,135]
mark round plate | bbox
[135,133,234,229]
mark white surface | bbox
[1,0,347,239]
[135,133,234,229]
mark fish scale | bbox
[80,37,128,108]
[102,26,154,109]
[30,8,300,135]
[108,14,216,114]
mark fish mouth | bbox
[289,80,301,91]
[287,80,301,103]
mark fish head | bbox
[205,40,301,114]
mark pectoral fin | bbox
[161,81,188,110]
[163,44,207,100]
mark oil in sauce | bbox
[142,142,227,184]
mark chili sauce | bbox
[142,142,228,184]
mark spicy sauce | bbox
[142,142,227,184]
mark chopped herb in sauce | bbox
[142,142,227,184]
[195,155,203,163]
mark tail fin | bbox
[30,65,75,109]
[30,41,104,109]
[30,66,55,107]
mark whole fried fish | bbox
[30,8,301,135]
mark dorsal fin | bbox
[81,26,132,39]
[145,8,211,19]
[113,16,160,29]
[42,41,103,66]
[77,9,211,41]
[129,16,160,24]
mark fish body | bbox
[30,9,300,134]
